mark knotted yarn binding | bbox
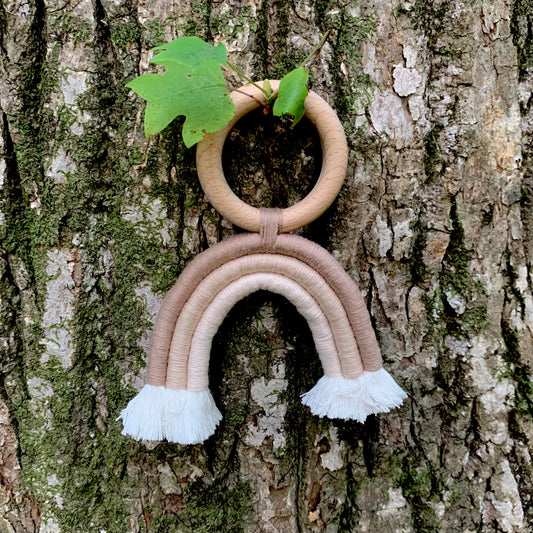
[259,207,283,248]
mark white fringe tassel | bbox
[118,385,222,444]
[301,368,407,423]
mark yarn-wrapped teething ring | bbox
[196,81,348,232]
[119,83,407,444]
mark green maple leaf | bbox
[126,37,235,147]
[272,67,309,125]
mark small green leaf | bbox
[272,67,309,125]
[263,79,273,102]
[126,36,235,147]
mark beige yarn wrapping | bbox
[146,231,381,391]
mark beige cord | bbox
[186,273,344,391]
[196,81,349,232]
[163,253,363,390]
[147,233,381,389]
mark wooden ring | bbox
[196,80,348,232]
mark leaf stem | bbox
[232,89,265,106]
[297,30,331,69]
[227,62,272,99]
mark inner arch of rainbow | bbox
[119,233,406,444]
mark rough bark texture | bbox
[0,0,532,532]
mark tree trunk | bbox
[1,0,532,532]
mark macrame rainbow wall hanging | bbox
[119,82,407,444]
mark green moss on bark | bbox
[440,199,472,294]
[330,7,379,124]
[409,218,429,285]
[422,198,490,422]
[2,4,195,530]
[423,124,445,183]
[501,319,533,416]
[511,0,533,77]
[181,480,253,533]
[398,456,442,533]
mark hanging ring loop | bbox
[196,80,348,233]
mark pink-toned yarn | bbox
[186,272,344,391]
[164,253,362,389]
[147,234,382,388]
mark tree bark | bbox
[1,0,532,532]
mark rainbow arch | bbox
[119,232,406,444]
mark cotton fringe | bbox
[301,368,407,423]
[118,385,222,444]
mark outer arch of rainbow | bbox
[119,233,406,444]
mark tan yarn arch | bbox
[146,232,382,390]
[119,232,406,444]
